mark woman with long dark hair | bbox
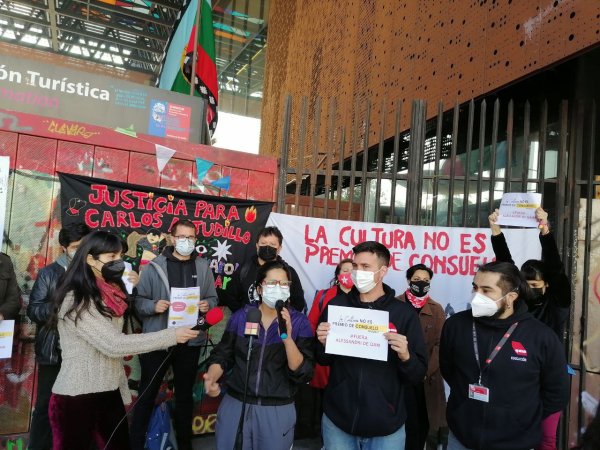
[48,231,199,450]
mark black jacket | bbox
[220,255,306,313]
[316,284,428,437]
[440,302,569,450]
[27,258,66,365]
[207,304,314,405]
[491,232,571,338]
[0,253,20,321]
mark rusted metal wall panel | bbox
[261,0,600,166]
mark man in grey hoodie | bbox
[130,218,218,450]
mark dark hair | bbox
[51,231,125,326]
[58,223,91,248]
[406,264,433,280]
[477,261,533,302]
[521,259,547,282]
[256,226,283,246]
[171,219,196,236]
[147,228,162,237]
[352,241,390,266]
[331,258,353,285]
[255,260,292,286]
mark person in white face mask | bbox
[440,261,569,450]
[131,219,218,450]
[315,241,428,450]
[203,260,315,450]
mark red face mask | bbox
[337,273,354,289]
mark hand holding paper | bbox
[496,193,542,228]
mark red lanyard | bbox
[472,321,518,384]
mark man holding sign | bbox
[131,219,217,450]
[316,241,427,449]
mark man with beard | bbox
[220,226,306,313]
[440,261,568,450]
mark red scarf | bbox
[405,290,429,309]
[96,276,128,317]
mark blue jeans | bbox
[322,414,406,450]
[447,431,470,450]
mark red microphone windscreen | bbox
[388,322,397,333]
[205,307,224,325]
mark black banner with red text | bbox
[59,172,272,293]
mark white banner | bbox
[266,212,542,314]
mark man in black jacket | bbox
[315,241,427,449]
[220,226,306,312]
[440,261,569,450]
[27,223,90,450]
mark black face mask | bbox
[530,287,545,301]
[257,245,278,262]
[409,280,430,297]
[100,259,126,282]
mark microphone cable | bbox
[102,346,174,450]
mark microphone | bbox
[244,307,262,337]
[191,307,224,331]
[275,300,288,340]
[388,322,397,334]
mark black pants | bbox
[405,382,429,450]
[129,344,201,450]
[29,364,61,450]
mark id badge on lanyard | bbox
[469,321,518,403]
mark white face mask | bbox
[351,268,383,294]
[175,239,195,256]
[471,292,505,317]
[261,285,290,309]
[67,249,77,262]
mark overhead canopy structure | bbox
[0,0,267,98]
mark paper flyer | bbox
[167,287,200,328]
[325,305,390,361]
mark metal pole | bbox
[189,0,202,96]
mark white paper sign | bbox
[496,193,542,228]
[0,320,15,359]
[325,305,389,361]
[167,287,200,328]
[122,261,134,295]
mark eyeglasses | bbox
[174,236,195,241]
[262,280,292,287]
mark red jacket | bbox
[307,285,339,388]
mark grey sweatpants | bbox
[215,394,296,450]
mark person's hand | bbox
[175,327,199,344]
[488,208,502,236]
[154,300,170,313]
[0,313,4,321]
[280,306,292,339]
[384,332,410,362]
[316,322,330,345]
[127,271,140,287]
[198,300,209,314]
[536,207,550,234]
[203,366,222,397]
